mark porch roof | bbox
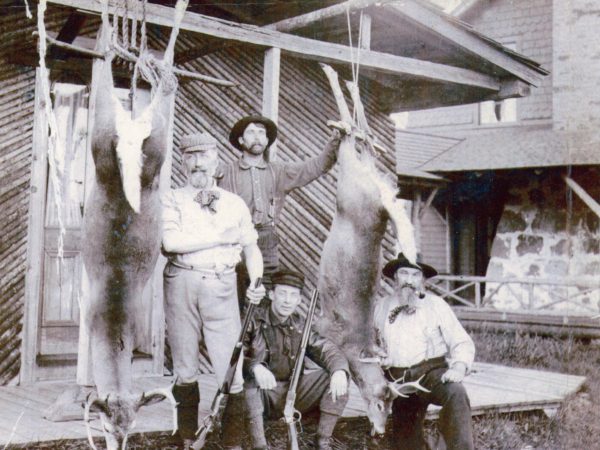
[419,125,600,172]
[38,0,548,112]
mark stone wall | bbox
[486,168,600,315]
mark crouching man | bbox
[374,253,475,450]
[243,270,350,450]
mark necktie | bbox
[194,190,220,214]
[388,304,416,323]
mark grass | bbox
[6,329,600,449]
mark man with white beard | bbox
[161,132,266,449]
[374,253,475,450]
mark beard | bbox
[188,170,213,189]
[242,141,267,155]
[398,285,420,305]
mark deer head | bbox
[84,387,178,450]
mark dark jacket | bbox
[218,138,338,227]
[243,305,349,381]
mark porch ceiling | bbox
[38,0,548,112]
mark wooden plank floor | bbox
[0,362,586,446]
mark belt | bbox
[169,260,234,277]
[384,356,447,382]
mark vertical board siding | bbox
[0,5,73,385]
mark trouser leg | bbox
[244,384,268,449]
[164,264,202,445]
[221,392,246,449]
[390,394,429,450]
[425,369,474,450]
[296,369,348,449]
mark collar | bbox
[238,157,268,170]
[255,305,302,328]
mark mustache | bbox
[400,284,425,299]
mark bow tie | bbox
[388,304,416,323]
[194,190,220,214]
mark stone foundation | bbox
[486,169,600,315]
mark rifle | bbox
[282,288,320,450]
[192,278,262,450]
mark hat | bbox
[180,132,218,153]
[229,115,278,151]
[270,270,305,290]
[382,253,438,279]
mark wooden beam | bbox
[47,0,502,91]
[419,188,438,219]
[20,70,49,385]
[262,47,281,160]
[565,177,600,219]
[359,13,371,50]
[265,0,388,32]
[393,0,546,86]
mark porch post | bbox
[262,47,281,160]
[412,190,423,258]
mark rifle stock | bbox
[192,278,262,449]
[282,288,320,450]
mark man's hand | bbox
[329,370,348,402]
[441,362,467,383]
[246,282,266,304]
[253,364,277,390]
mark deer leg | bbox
[320,63,353,124]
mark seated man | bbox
[243,270,350,450]
[374,253,475,450]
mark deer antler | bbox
[137,382,180,435]
[388,374,431,398]
[84,391,105,450]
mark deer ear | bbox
[88,397,111,416]
[138,391,167,408]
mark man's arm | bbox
[434,297,475,382]
[276,131,341,193]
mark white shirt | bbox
[161,186,258,270]
[374,293,475,371]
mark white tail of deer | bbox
[316,64,418,435]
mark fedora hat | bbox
[382,253,438,279]
[229,115,278,151]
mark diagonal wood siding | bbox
[161,29,399,302]
[0,8,400,384]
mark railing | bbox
[425,275,600,316]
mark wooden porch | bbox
[0,363,585,447]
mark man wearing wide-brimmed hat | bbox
[374,253,475,450]
[219,115,341,292]
[161,132,266,450]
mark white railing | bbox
[426,275,600,315]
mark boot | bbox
[172,382,200,446]
[221,392,245,450]
[315,411,340,450]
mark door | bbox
[21,73,172,383]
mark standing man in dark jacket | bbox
[243,270,349,450]
[219,116,340,294]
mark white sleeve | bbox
[433,297,475,372]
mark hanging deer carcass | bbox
[80,2,188,448]
[315,64,428,436]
